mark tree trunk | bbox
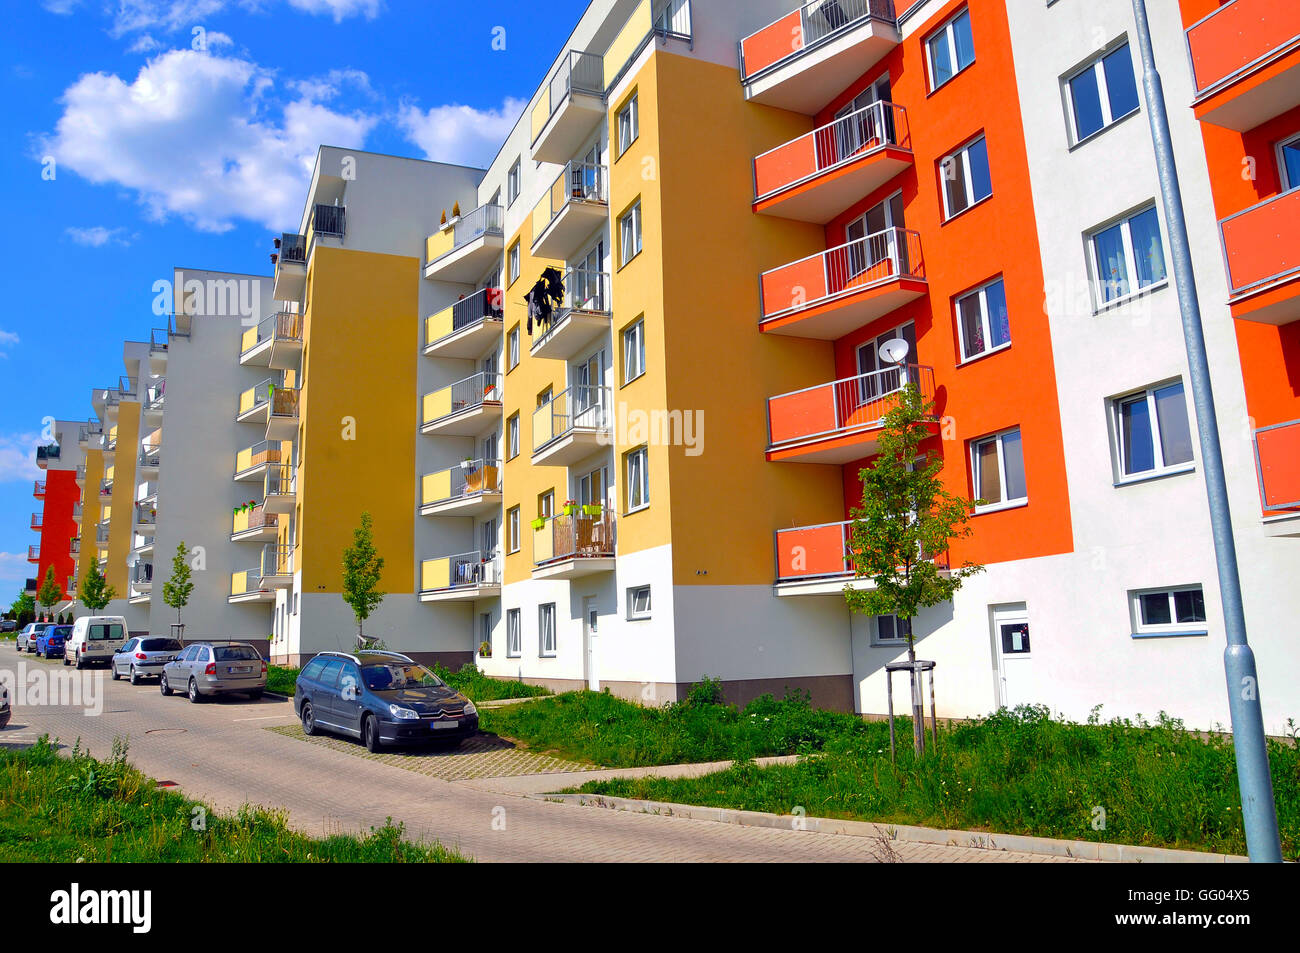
[906,616,924,755]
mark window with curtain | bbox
[941,136,992,219]
[972,428,1027,511]
[956,277,1010,361]
[1089,205,1167,306]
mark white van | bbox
[63,616,130,669]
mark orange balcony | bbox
[33,480,45,499]
[1218,188,1300,324]
[740,0,900,113]
[760,227,925,338]
[767,364,934,464]
[1185,0,1300,131]
[1255,418,1300,512]
[773,518,949,595]
[754,101,911,223]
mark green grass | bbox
[432,663,551,702]
[266,665,299,696]
[0,737,469,862]
[573,704,1300,859]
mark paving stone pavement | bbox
[0,647,1086,862]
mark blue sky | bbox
[0,0,589,595]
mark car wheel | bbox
[62,653,70,666]
[188,679,203,704]
[160,673,172,696]
[129,667,140,686]
[362,714,382,753]
[74,653,83,670]
[300,702,316,736]
[110,663,120,681]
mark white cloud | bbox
[0,433,44,484]
[65,226,133,247]
[127,33,161,53]
[41,0,82,14]
[105,0,380,36]
[0,553,32,585]
[40,50,379,232]
[0,330,19,360]
[285,0,382,22]
[398,98,525,168]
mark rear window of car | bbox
[140,638,182,651]
[88,623,125,641]
[48,626,71,638]
[34,623,50,631]
[214,645,260,662]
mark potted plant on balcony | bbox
[561,499,578,517]
[582,502,603,518]
[440,209,449,229]
[478,640,492,658]
[531,516,546,531]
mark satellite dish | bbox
[878,338,910,365]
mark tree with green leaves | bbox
[11,591,35,629]
[341,511,385,648]
[845,383,984,753]
[80,561,116,613]
[162,541,194,626]
[36,566,62,615]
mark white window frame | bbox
[619,201,642,267]
[955,277,1010,363]
[1087,204,1168,309]
[1063,40,1140,146]
[971,427,1027,513]
[507,413,519,460]
[506,608,521,657]
[507,506,520,554]
[1110,380,1195,483]
[1276,130,1300,191]
[539,603,556,657]
[926,7,974,92]
[1130,585,1208,637]
[508,242,520,285]
[940,135,991,220]
[870,614,908,646]
[507,158,521,206]
[622,319,646,385]
[617,94,639,157]
[507,326,520,370]
[625,445,649,513]
[627,585,651,620]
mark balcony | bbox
[532,386,612,466]
[421,372,503,437]
[133,502,156,530]
[423,205,505,283]
[129,562,154,594]
[23,578,36,595]
[1254,418,1300,536]
[266,388,300,441]
[138,443,161,477]
[141,380,166,425]
[1185,0,1300,131]
[95,522,111,545]
[531,162,609,261]
[263,463,296,515]
[740,0,900,113]
[529,269,612,361]
[424,287,505,359]
[420,458,503,518]
[532,511,616,579]
[150,327,169,374]
[272,232,307,302]
[78,422,103,448]
[30,512,43,531]
[229,568,273,603]
[419,550,502,602]
[531,50,605,164]
[240,312,304,369]
[35,444,59,469]
[767,364,935,464]
[760,227,925,338]
[260,544,293,588]
[72,502,84,524]
[234,440,284,481]
[99,475,114,497]
[27,545,39,563]
[772,518,949,596]
[74,465,87,487]
[33,480,45,499]
[237,378,275,423]
[753,101,911,223]
[132,534,155,557]
[232,503,280,543]
[70,538,80,556]
[1217,188,1300,325]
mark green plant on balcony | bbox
[478,640,491,659]
[562,500,578,517]
[531,517,547,531]
[581,503,603,517]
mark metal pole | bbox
[1129,0,1281,862]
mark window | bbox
[506,608,521,657]
[539,603,556,657]
[1131,585,1207,637]
[1112,381,1194,480]
[507,413,519,460]
[619,201,642,267]
[872,615,907,645]
[507,241,520,286]
[627,585,651,620]
[507,506,520,554]
[1089,204,1167,306]
[971,428,1027,511]
[926,7,975,91]
[955,278,1010,361]
[507,326,520,370]
[617,94,639,157]
[940,136,992,219]
[622,319,645,384]
[1278,132,1300,190]
[1065,41,1140,144]
[507,158,521,206]
[625,446,649,512]
[539,490,554,520]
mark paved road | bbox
[0,646,1077,863]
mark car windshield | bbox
[213,645,259,662]
[88,623,124,641]
[141,638,182,651]
[361,663,445,692]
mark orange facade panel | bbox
[1255,418,1300,510]
[1186,0,1300,96]
[775,522,849,581]
[741,11,804,78]
[1219,189,1300,317]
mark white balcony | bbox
[421,373,503,437]
[419,551,501,602]
[531,162,608,261]
[530,50,605,164]
[532,511,616,579]
[423,288,504,359]
[529,269,612,362]
[420,459,503,518]
[423,205,505,283]
[532,386,612,467]
[239,311,304,369]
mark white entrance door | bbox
[583,596,600,690]
[992,604,1032,709]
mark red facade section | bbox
[35,469,79,599]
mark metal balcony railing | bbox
[533,385,612,451]
[531,269,612,350]
[310,203,346,238]
[447,205,504,256]
[238,379,275,417]
[95,525,111,544]
[421,550,502,594]
[130,562,153,586]
[423,458,503,506]
[150,327,169,356]
[132,534,154,552]
[741,0,898,80]
[118,376,138,399]
[33,480,45,498]
[27,545,40,561]
[260,544,293,579]
[99,477,114,496]
[277,233,307,264]
[139,444,161,469]
[264,462,295,498]
[534,512,616,565]
[767,364,936,449]
[235,440,282,476]
[144,380,165,412]
[754,100,910,199]
[233,503,277,535]
[539,50,604,127]
[79,421,103,445]
[30,513,42,530]
[72,502,83,520]
[535,161,608,239]
[69,538,80,556]
[36,444,60,462]
[75,465,87,483]
[134,503,157,526]
[774,518,949,583]
[242,311,304,356]
[423,372,503,425]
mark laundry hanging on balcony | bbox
[524,267,566,335]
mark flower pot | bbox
[562,505,578,517]
[582,504,603,517]
[531,518,546,531]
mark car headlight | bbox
[388,704,418,720]
[463,701,477,716]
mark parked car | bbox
[63,616,129,669]
[160,641,266,702]
[1,619,17,632]
[294,650,478,752]
[17,622,51,653]
[112,636,183,684]
[0,682,9,729]
[35,625,71,659]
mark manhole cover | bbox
[145,728,187,735]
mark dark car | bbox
[294,651,478,752]
[35,625,71,659]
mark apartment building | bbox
[35,0,1298,732]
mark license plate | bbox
[433,720,459,730]
[229,666,251,674]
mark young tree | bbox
[845,384,984,754]
[80,561,117,613]
[36,566,62,615]
[162,541,194,627]
[341,512,385,648]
